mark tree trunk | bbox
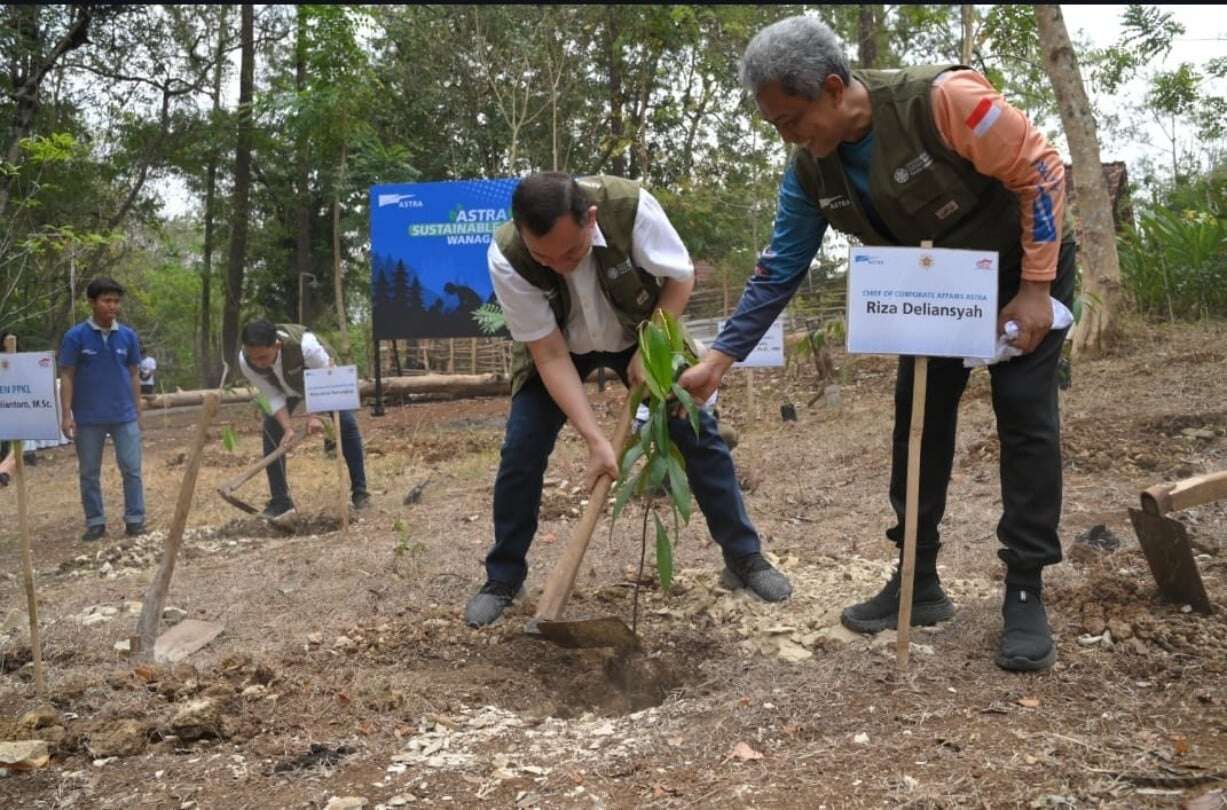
[221,4,255,375]
[294,6,312,326]
[332,138,351,361]
[857,6,880,68]
[1035,5,1122,356]
[199,5,228,388]
[605,7,626,176]
[960,5,975,65]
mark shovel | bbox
[1127,469,1227,615]
[526,384,644,652]
[217,432,305,515]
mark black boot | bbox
[841,549,954,634]
[996,586,1056,671]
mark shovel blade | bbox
[218,488,259,515]
[528,617,640,651]
[1128,508,1213,614]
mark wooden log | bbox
[145,373,510,410]
[134,393,220,660]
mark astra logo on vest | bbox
[819,196,851,210]
[607,260,634,280]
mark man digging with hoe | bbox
[464,173,792,627]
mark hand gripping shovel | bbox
[527,385,645,652]
[1127,470,1227,615]
[217,432,305,515]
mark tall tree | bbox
[1035,5,1122,355]
[198,5,230,386]
[222,4,255,371]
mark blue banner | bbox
[369,179,517,340]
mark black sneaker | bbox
[125,522,147,537]
[720,553,793,602]
[463,581,520,627]
[261,501,296,522]
[81,525,106,542]
[352,491,371,511]
[996,587,1056,672]
[840,566,955,634]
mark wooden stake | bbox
[14,441,44,694]
[135,393,220,659]
[897,239,934,672]
[4,337,43,692]
[333,411,348,532]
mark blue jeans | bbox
[485,346,761,588]
[262,399,368,509]
[75,421,145,528]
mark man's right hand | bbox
[678,350,734,405]
[62,415,75,440]
[582,435,620,493]
[278,426,297,450]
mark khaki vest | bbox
[495,175,663,396]
[250,323,335,398]
[792,64,1072,268]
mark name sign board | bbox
[0,351,62,441]
[304,366,360,414]
[717,318,786,368]
[846,246,998,359]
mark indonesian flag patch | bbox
[965,98,1002,137]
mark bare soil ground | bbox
[2,319,1226,809]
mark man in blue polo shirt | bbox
[59,277,147,542]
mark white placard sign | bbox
[717,317,786,368]
[0,351,62,441]
[846,246,998,359]
[304,366,360,414]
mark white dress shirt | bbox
[488,187,694,355]
[239,331,331,413]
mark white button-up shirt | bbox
[239,330,331,413]
[488,188,693,355]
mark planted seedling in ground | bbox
[610,309,702,634]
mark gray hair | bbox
[739,15,850,100]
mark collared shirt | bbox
[238,331,331,413]
[58,318,140,425]
[488,187,694,355]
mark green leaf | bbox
[665,445,692,523]
[644,321,675,394]
[671,383,701,437]
[612,466,643,524]
[646,453,669,493]
[221,424,238,453]
[619,441,645,479]
[654,511,673,592]
[652,402,670,460]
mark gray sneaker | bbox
[720,553,793,602]
[464,581,521,627]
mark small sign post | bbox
[0,339,57,693]
[718,317,786,422]
[845,243,999,671]
[304,366,360,532]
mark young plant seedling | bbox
[610,309,702,632]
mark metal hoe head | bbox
[1128,507,1213,614]
[524,617,641,651]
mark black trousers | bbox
[885,241,1076,588]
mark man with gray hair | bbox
[680,15,1075,672]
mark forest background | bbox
[2,4,1224,390]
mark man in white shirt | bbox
[464,172,791,627]
[238,320,370,520]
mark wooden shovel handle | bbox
[1142,470,1227,516]
[219,430,305,494]
[535,385,645,622]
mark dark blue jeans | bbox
[263,399,367,509]
[485,346,761,588]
